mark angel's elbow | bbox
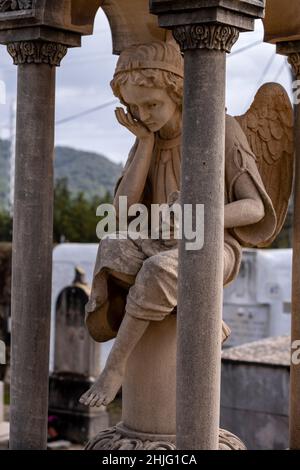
[252,199,265,223]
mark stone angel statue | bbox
[79,41,294,408]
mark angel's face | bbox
[120,82,177,132]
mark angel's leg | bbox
[80,242,237,407]
[80,250,178,407]
[79,313,149,407]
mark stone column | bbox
[287,50,300,450]
[150,0,265,450]
[273,40,300,449]
[174,25,237,450]
[6,41,67,450]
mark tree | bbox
[53,178,112,243]
[0,210,12,242]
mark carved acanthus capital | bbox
[288,53,300,79]
[173,24,239,53]
[85,425,246,450]
[85,427,176,450]
[0,0,32,12]
[7,41,68,66]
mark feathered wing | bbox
[235,82,294,247]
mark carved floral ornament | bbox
[173,24,239,53]
[7,41,67,66]
[0,0,32,11]
[85,426,247,450]
[288,53,300,78]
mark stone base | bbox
[49,373,109,444]
[85,423,246,450]
[0,422,9,450]
[221,336,290,449]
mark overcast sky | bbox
[0,10,293,165]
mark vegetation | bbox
[0,138,122,210]
[0,140,10,209]
[0,211,12,242]
[53,178,112,243]
[54,145,122,200]
[0,178,113,243]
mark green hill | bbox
[0,140,123,209]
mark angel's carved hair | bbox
[110,42,183,108]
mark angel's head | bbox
[110,41,183,132]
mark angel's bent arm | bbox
[225,172,265,229]
[113,135,154,216]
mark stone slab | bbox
[222,335,290,366]
[150,0,265,31]
[0,422,9,448]
[221,335,290,449]
[0,381,3,422]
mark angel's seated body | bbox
[79,41,293,408]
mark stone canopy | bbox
[0,0,297,53]
[0,0,168,52]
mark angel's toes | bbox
[88,393,105,408]
[79,390,94,404]
[103,393,116,407]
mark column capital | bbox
[173,24,239,52]
[288,53,300,79]
[150,0,265,33]
[0,0,33,12]
[273,41,300,79]
[7,40,67,66]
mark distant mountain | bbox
[0,139,123,209]
[54,145,122,200]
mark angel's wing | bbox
[235,82,294,247]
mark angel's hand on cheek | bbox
[115,107,153,140]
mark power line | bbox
[55,99,118,125]
[274,59,286,82]
[0,40,261,74]
[256,52,277,89]
[229,40,263,58]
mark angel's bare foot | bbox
[79,366,124,407]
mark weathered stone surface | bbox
[9,61,57,451]
[288,52,300,78]
[85,425,246,450]
[49,268,105,444]
[49,374,109,444]
[263,0,300,44]
[150,0,265,17]
[81,29,293,449]
[0,0,32,12]
[173,24,239,52]
[7,40,67,66]
[53,268,100,377]
[150,0,265,32]
[221,336,290,449]
[0,0,168,52]
[222,335,290,367]
[100,0,168,54]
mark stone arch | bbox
[99,0,168,54]
[68,0,168,53]
[0,0,170,52]
[263,0,300,44]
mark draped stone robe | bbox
[85,115,276,343]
